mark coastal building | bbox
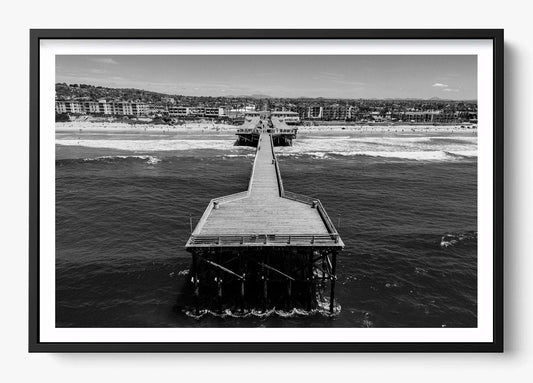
[168,106,190,117]
[55,101,68,114]
[270,111,300,124]
[308,106,323,119]
[396,111,457,124]
[347,106,360,120]
[322,105,348,120]
[189,107,206,116]
[204,107,221,117]
[97,100,113,115]
[218,107,229,117]
[148,103,168,115]
[55,100,149,116]
[81,101,100,114]
[55,101,84,114]
[131,102,148,116]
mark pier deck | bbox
[186,132,343,248]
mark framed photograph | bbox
[29,29,503,352]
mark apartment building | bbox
[270,111,300,124]
[168,106,190,117]
[322,105,348,120]
[55,100,149,116]
[308,106,323,119]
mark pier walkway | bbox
[186,131,343,248]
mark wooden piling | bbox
[217,250,222,313]
[262,252,268,311]
[307,252,313,311]
[193,252,199,316]
[330,250,337,314]
[239,252,245,313]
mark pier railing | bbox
[271,135,285,197]
[213,191,249,204]
[187,233,341,247]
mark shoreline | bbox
[56,121,478,135]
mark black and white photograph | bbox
[28,30,503,352]
[54,54,479,328]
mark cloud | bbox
[90,57,118,65]
[443,88,460,92]
[432,83,448,88]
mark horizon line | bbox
[55,82,477,102]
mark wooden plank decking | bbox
[186,128,343,248]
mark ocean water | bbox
[55,129,477,327]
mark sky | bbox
[56,55,477,100]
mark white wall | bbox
[0,0,530,381]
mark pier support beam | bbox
[307,252,314,311]
[192,252,199,316]
[286,250,292,310]
[330,250,337,314]
[217,250,222,314]
[262,252,268,312]
[239,252,245,313]
[321,253,326,282]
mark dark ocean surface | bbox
[55,129,477,327]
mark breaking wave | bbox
[57,155,162,165]
[183,302,341,320]
[56,138,235,151]
[56,133,477,162]
[440,231,477,248]
[278,135,477,161]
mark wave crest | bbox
[440,231,477,248]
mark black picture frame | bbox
[29,29,504,353]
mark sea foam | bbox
[57,133,477,162]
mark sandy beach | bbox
[55,120,478,136]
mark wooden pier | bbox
[186,117,343,315]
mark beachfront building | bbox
[322,105,348,120]
[97,100,113,115]
[167,106,228,118]
[308,106,323,119]
[189,107,206,116]
[347,106,360,121]
[82,101,100,114]
[55,100,149,116]
[395,111,458,124]
[270,111,300,124]
[55,101,68,114]
[55,101,84,114]
[218,107,229,117]
[168,106,191,117]
[148,103,168,115]
[244,111,261,118]
[110,101,148,116]
[204,107,221,117]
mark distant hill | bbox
[55,83,476,104]
[55,83,178,103]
